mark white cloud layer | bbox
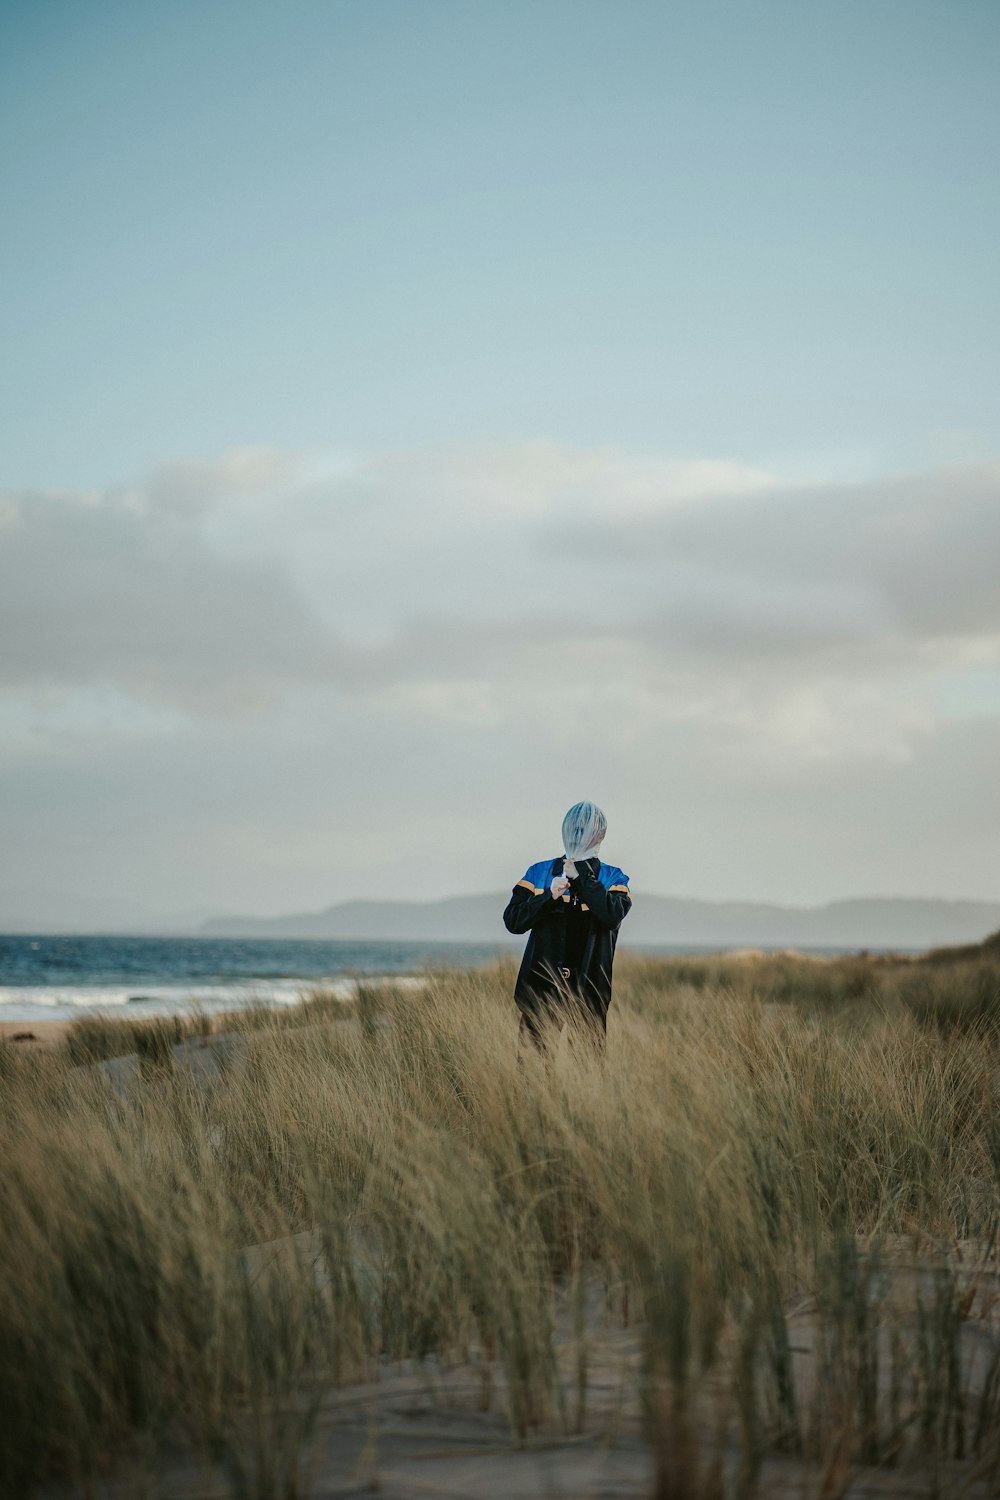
[2,444,999,915]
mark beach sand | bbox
[0,1018,69,1047]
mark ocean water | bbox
[0,934,512,1024]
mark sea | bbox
[0,933,513,1025]
[0,932,904,1027]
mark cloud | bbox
[0,468,337,714]
[1,445,997,770]
[0,444,776,717]
[142,446,302,519]
[548,464,1000,658]
[3,443,999,912]
[289,451,1000,765]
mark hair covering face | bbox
[562,801,607,861]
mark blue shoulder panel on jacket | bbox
[519,858,629,894]
[521,859,558,893]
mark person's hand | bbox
[563,860,578,880]
[550,875,570,900]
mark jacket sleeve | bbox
[503,876,559,935]
[570,868,631,931]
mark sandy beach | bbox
[0,1018,68,1047]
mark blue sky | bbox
[1,1,999,925]
[4,0,998,486]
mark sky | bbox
[1,0,998,926]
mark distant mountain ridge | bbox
[201,892,1000,951]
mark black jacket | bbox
[503,856,631,1020]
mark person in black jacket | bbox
[503,801,631,1055]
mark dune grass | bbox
[61,984,360,1067]
[2,948,1000,1497]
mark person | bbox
[502,801,631,1056]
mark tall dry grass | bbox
[2,949,1000,1497]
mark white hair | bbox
[562,801,607,860]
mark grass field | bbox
[3,944,1000,1498]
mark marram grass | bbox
[1,949,1000,1498]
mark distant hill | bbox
[201,892,1000,952]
